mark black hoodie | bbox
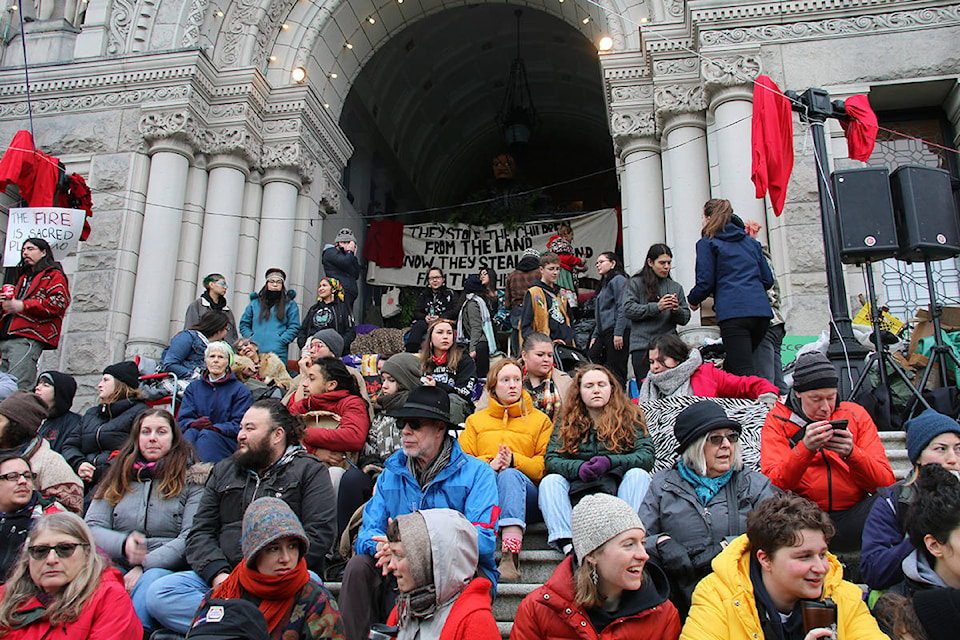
[36,370,81,454]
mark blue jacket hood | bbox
[715,222,747,243]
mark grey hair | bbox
[681,430,743,476]
[205,341,234,360]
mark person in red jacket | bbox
[0,511,141,639]
[287,356,372,539]
[512,493,681,640]
[0,238,70,391]
[761,351,895,553]
[385,508,499,640]
[636,333,779,404]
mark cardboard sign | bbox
[366,208,619,289]
[3,207,85,267]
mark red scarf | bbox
[431,351,448,366]
[211,557,309,632]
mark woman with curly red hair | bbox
[538,364,655,555]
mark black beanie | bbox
[792,351,838,393]
[673,401,741,453]
[38,371,77,418]
[103,361,141,390]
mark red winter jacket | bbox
[511,557,681,640]
[687,363,778,399]
[2,266,70,348]
[761,400,895,512]
[287,389,370,453]
[387,577,499,640]
[0,567,142,639]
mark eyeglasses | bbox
[27,543,88,561]
[706,432,740,446]
[213,281,227,287]
[266,278,284,284]
[428,276,443,281]
[0,471,37,482]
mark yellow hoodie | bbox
[460,390,554,482]
[680,534,886,640]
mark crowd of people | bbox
[0,201,955,640]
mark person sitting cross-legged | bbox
[337,386,498,640]
[146,399,336,635]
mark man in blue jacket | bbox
[339,385,499,640]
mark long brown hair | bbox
[701,198,734,238]
[554,364,646,455]
[419,318,463,375]
[95,409,194,505]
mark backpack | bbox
[185,599,269,640]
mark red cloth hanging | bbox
[840,95,878,162]
[363,219,405,267]
[58,173,94,240]
[0,130,59,207]
[751,76,794,217]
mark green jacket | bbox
[544,419,655,480]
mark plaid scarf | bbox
[408,435,453,489]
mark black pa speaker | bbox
[891,165,960,262]
[832,167,899,264]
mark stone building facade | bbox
[0,0,957,403]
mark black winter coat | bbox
[297,299,355,352]
[62,399,148,485]
[185,446,336,584]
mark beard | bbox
[233,439,275,471]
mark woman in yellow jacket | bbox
[461,358,553,584]
[681,493,886,640]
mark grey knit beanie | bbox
[395,511,433,589]
[381,353,422,393]
[241,497,309,568]
[571,494,644,563]
[334,228,357,244]
[311,328,344,358]
[792,351,838,393]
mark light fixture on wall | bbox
[366,15,376,24]
[291,67,307,83]
[598,36,613,51]
[495,9,538,146]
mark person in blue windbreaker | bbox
[687,199,773,377]
[238,268,301,361]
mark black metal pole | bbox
[787,88,869,398]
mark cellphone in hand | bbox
[827,419,849,432]
[801,597,837,633]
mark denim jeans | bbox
[146,570,208,633]
[497,468,540,530]
[132,567,173,631]
[183,428,237,463]
[538,468,651,544]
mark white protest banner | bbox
[366,208,619,289]
[3,207,85,267]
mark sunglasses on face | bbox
[0,471,37,482]
[27,542,88,560]
[403,420,427,431]
[706,432,740,446]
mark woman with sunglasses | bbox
[84,409,207,632]
[0,511,141,639]
[0,454,64,582]
[239,268,301,360]
[639,402,776,617]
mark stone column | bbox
[661,112,710,294]
[127,139,193,354]
[235,175,263,308]
[171,160,209,335]
[197,155,249,291]
[619,135,664,273]
[254,168,301,284]
[709,85,766,230]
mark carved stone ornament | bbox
[701,55,761,87]
[181,0,209,49]
[610,109,658,138]
[665,0,684,18]
[200,126,258,161]
[261,141,317,183]
[700,5,960,47]
[138,110,201,147]
[653,57,699,77]
[654,84,707,118]
[610,84,655,103]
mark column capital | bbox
[139,109,201,157]
[660,111,707,139]
[611,108,659,149]
[201,126,260,167]
[708,84,756,111]
[206,153,251,177]
[619,134,662,160]
[145,136,195,161]
[654,83,707,124]
[261,166,303,190]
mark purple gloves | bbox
[190,417,213,431]
[577,456,612,482]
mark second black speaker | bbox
[891,165,960,262]
[833,167,899,264]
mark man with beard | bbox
[145,399,335,634]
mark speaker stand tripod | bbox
[911,260,960,397]
[849,261,931,413]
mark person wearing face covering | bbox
[384,509,499,640]
[33,371,80,454]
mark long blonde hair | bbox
[0,513,106,631]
